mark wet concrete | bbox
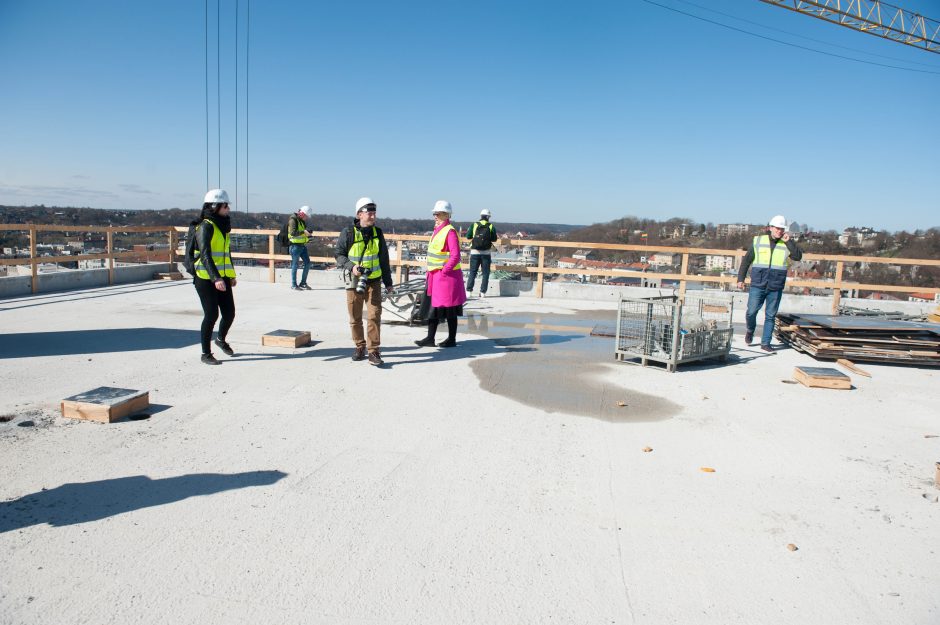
[461,310,680,422]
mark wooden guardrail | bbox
[2,223,939,312]
[0,224,176,293]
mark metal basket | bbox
[615,294,733,372]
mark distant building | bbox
[572,249,597,261]
[647,252,677,268]
[493,248,537,267]
[704,254,737,272]
[716,223,753,238]
[839,226,878,247]
[908,292,940,303]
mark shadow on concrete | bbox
[112,403,173,422]
[0,282,188,312]
[380,336,544,368]
[0,470,287,533]
[0,327,200,359]
[222,349,323,363]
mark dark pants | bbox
[466,253,492,293]
[290,244,310,287]
[426,307,459,343]
[195,277,235,354]
[745,286,783,346]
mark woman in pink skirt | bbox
[415,200,468,348]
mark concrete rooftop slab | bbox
[1,281,939,624]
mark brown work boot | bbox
[352,346,367,361]
[368,351,384,366]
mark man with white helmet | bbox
[334,197,394,365]
[465,208,498,297]
[737,215,803,352]
[287,205,314,290]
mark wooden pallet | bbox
[793,367,851,390]
[61,387,150,423]
[262,329,311,348]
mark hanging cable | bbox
[246,0,250,213]
[235,0,239,212]
[205,0,209,193]
[217,0,221,187]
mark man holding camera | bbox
[335,197,394,365]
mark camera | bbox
[354,266,369,294]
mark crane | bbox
[759,0,940,53]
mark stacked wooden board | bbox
[775,314,940,366]
[929,307,940,324]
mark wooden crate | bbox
[262,329,311,348]
[793,366,851,390]
[153,272,184,281]
[61,387,150,423]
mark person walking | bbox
[415,201,467,348]
[465,208,498,297]
[192,189,237,365]
[288,205,314,291]
[737,215,803,352]
[335,197,394,365]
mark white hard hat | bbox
[432,200,452,216]
[203,189,230,205]
[768,215,787,229]
[480,209,491,218]
[298,205,311,217]
[355,197,376,212]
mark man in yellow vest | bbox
[288,205,314,291]
[737,215,803,352]
[335,197,394,365]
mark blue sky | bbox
[1,0,938,231]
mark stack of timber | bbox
[775,314,940,366]
[929,307,940,324]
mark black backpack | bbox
[276,221,291,248]
[182,222,201,276]
[471,221,493,251]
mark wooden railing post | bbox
[168,227,177,269]
[831,260,844,314]
[29,225,38,293]
[268,235,276,283]
[536,246,545,298]
[106,228,114,285]
[678,253,689,299]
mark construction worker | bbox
[465,208,498,297]
[288,205,314,291]
[335,197,394,365]
[415,201,467,348]
[192,189,237,365]
[737,215,803,352]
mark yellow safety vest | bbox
[427,224,462,271]
[194,219,236,280]
[349,227,382,279]
[752,234,790,270]
[289,217,308,245]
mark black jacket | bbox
[334,221,393,288]
[195,220,223,282]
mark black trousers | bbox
[194,277,235,354]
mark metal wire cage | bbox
[615,294,734,372]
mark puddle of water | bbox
[462,310,679,422]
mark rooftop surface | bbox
[1,281,938,624]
